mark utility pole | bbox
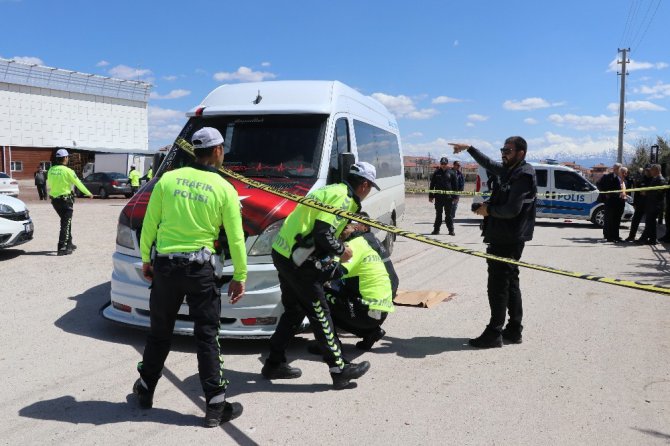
[616,48,629,164]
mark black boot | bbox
[355,328,385,351]
[468,327,503,349]
[132,378,154,409]
[501,322,523,344]
[261,360,302,379]
[330,361,371,390]
[204,400,243,427]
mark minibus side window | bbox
[352,119,402,179]
[328,118,350,184]
[536,169,547,188]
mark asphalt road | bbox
[0,193,668,445]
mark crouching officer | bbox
[262,162,378,390]
[47,148,93,255]
[133,127,247,428]
[323,214,398,351]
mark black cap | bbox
[440,157,449,164]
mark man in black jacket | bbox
[450,137,536,348]
[429,157,458,235]
[625,166,651,242]
[636,164,666,245]
[597,163,625,242]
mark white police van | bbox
[474,161,633,227]
[104,80,405,337]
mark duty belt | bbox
[156,247,213,264]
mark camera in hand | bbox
[471,203,482,212]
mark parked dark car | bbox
[77,172,132,198]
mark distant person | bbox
[145,166,153,181]
[47,149,93,255]
[128,165,141,194]
[34,166,48,200]
[635,164,665,245]
[450,138,536,348]
[429,156,458,235]
[660,170,670,243]
[451,160,465,220]
[626,165,651,242]
[597,163,625,242]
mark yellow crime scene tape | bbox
[175,138,670,296]
[406,184,670,197]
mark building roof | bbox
[0,58,151,102]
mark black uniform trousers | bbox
[486,243,525,333]
[138,257,227,402]
[603,199,624,241]
[326,293,387,338]
[51,196,74,249]
[36,183,47,200]
[627,203,645,239]
[433,198,454,233]
[269,250,345,370]
[639,209,659,242]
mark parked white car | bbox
[0,195,34,249]
[0,172,20,197]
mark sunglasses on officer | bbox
[500,147,515,155]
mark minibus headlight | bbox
[249,219,284,256]
[116,223,135,249]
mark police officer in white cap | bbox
[262,161,379,390]
[47,148,93,255]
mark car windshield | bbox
[107,172,127,179]
[171,114,328,178]
[0,172,9,179]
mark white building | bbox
[0,58,152,180]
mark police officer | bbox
[133,127,247,428]
[262,162,378,390]
[429,156,458,235]
[625,166,651,242]
[47,148,93,256]
[145,165,154,181]
[635,164,665,245]
[323,215,398,351]
[451,160,465,220]
[128,165,141,194]
[451,138,536,348]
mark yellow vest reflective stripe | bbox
[341,236,395,313]
[272,183,359,259]
[140,166,247,282]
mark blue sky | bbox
[2,0,668,164]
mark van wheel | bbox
[383,214,396,255]
[99,188,109,199]
[591,206,605,227]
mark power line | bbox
[619,0,638,47]
[631,0,662,51]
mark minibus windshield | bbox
[175,114,327,178]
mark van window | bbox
[328,117,350,184]
[536,169,547,188]
[172,114,328,178]
[353,120,402,179]
[554,170,595,191]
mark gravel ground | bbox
[0,187,668,445]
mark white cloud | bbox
[371,92,438,120]
[403,137,493,157]
[12,56,43,65]
[524,132,629,161]
[606,101,666,112]
[162,75,178,81]
[96,60,109,67]
[406,132,424,138]
[607,58,669,72]
[453,40,459,47]
[466,122,475,127]
[548,113,623,131]
[632,125,657,132]
[148,106,185,141]
[635,81,670,99]
[109,64,153,81]
[150,89,191,100]
[468,114,489,122]
[432,95,465,104]
[524,118,538,125]
[261,62,271,67]
[213,66,276,82]
[503,97,560,111]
